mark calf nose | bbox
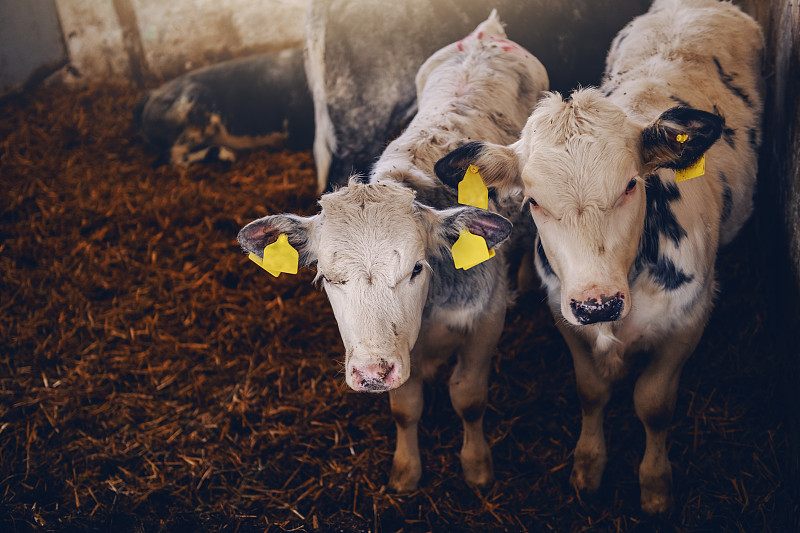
[351,361,398,392]
[570,293,624,325]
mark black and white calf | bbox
[435,0,763,514]
[239,12,548,491]
[136,50,313,166]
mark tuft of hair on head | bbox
[474,8,506,39]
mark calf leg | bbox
[388,375,424,492]
[449,311,505,488]
[560,325,612,494]
[449,348,494,487]
[633,324,703,515]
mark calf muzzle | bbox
[570,293,625,325]
[350,361,401,392]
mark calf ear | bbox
[640,107,723,172]
[237,213,318,266]
[436,206,513,250]
[434,141,523,198]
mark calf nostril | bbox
[380,364,395,383]
[570,293,624,325]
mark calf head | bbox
[238,180,511,391]
[435,89,721,326]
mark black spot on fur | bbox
[713,57,753,109]
[635,175,690,291]
[670,95,691,108]
[650,256,694,290]
[712,105,736,149]
[721,127,736,148]
[720,171,733,224]
[643,175,686,249]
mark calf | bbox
[305,0,652,193]
[239,11,548,490]
[435,0,763,514]
[136,50,313,166]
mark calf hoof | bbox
[640,472,673,515]
[641,487,673,515]
[388,461,421,493]
[569,451,606,494]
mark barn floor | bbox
[0,84,797,532]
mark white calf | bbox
[239,11,548,491]
[435,0,763,514]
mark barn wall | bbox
[741,0,800,293]
[760,0,800,509]
[50,0,308,86]
[739,0,800,513]
[0,0,66,97]
[764,3,800,296]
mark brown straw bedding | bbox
[0,84,795,532]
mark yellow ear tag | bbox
[676,134,689,143]
[458,165,489,209]
[248,233,299,277]
[451,228,495,270]
[676,155,705,182]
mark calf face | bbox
[436,90,722,326]
[238,181,512,392]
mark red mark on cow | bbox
[491,37,519,52]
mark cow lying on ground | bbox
[136,50,313,166]
[305,0,652,193]
[435,0,763,514]
[239,11,548,490]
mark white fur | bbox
[304,5,337,194]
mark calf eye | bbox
[625,178,637,194]
[321,274,346,286]
[411,263,424,279]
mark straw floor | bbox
[0,84,796,532]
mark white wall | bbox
[51,0,308,85]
